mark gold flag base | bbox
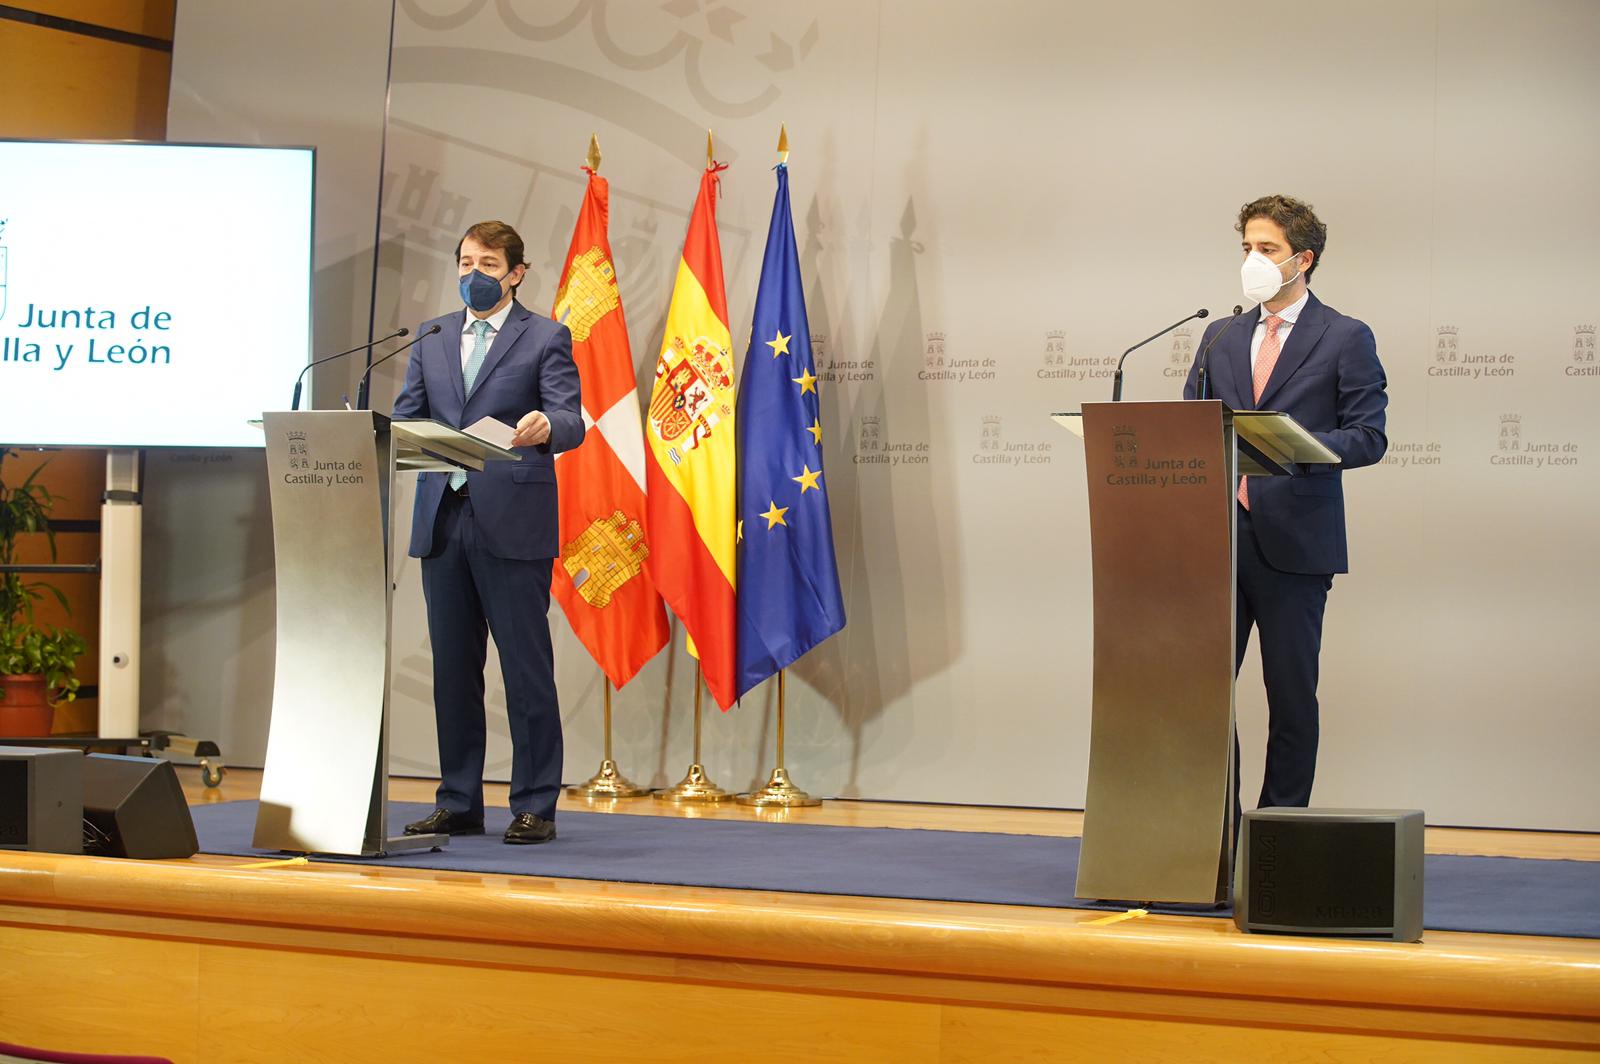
[566,759,651,800]
[653,763,733,804]
[737,767,822,808]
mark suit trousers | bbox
[420,490,562,821]
[1233,503,1332,811]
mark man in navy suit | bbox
[1184,195,1387,810]
[393,220,584,844]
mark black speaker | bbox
[1233,807,1424,942]
[0,746,83,854]
[82,754,198,859]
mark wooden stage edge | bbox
[1,771,1597,1063]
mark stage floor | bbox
[2,766,1597,1063]
[187,765,1600,860]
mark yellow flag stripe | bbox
[647,258,738,587]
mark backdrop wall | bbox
[161,0,1600,829]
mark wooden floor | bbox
[1,766,1596,1064]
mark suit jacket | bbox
[1183,291,1387,575]
[392,300,584,561]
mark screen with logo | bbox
[0,140,313,448]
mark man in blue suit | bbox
[1184,195,1387,810]
[393,220,584,844]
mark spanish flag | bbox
[644,162,739,709]
[551,168,670,689]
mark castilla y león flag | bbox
[644,162,739,709]
[550,167,669,688]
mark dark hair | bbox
[456,220,527,292]
[1236,195,1327,279]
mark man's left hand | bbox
[512,410,551,447]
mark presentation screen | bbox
[0,140,313,448]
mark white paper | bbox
[463,416,517,450]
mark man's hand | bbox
[512,409,551,447]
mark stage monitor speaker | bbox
[83,754,198,859]
[0,746,83,854]
[1233,807,1424,942]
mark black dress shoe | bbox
[403,808,484,836]
[504,812,556,845]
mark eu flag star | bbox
[792,465,821,493]
[766,330,792,358]
[807,419,823,445]
[760,501,790,529]
[791,366,818,394]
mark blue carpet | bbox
[188,800,1600,939]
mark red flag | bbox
[644,163,739,709]
[551,169,669,688]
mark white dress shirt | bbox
[1249,288,1309,373]
[461,300,513,372]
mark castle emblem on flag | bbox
[562,510,651,609]
[552,246,620,343]
[649,336,734,448]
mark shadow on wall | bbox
[793,158,968,797]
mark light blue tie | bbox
[450,319,492,491]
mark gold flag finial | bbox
[706,129,715,169]
[587,133,601,173]
[777,124,789,165]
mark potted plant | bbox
[0,448,87,736]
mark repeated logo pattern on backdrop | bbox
[369,0,1600,826]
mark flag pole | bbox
[567,676,651,799]
[655,662,732,803]
[739,668,821,807]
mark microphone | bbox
[1194,305,1246,401]
[355,323,442,409]
[1111,308,1209,401]
[291,327,408,410]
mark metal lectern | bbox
[253,412,519,856]
[1054,400,1340,904]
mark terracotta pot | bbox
[0,673,55,737]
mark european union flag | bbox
[735,164,846,698]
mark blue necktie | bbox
[450,319,491,491]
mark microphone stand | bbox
[355,324,442,409]
[1111,309,1209,401]
[1195,305,1246,401]
[292,327,408,410]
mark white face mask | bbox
[1240,249,1304,305]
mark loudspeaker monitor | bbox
[0,746,83,854]
[82,754,198,859]
[1233,807,1424,942]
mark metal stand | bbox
[567,677,651,799]
[98,450,142,740]
[738,670,821,807]
[654,664,732,804]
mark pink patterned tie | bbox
[1238,314,1286,510]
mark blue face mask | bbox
[459,268,508,312]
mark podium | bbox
[1054,400,1339,903]
[252,411,519,856]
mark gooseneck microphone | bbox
[1110,308,1209,401]
[291,327,409,410]
[355,323,442,410]
[1195,305,1246,401]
